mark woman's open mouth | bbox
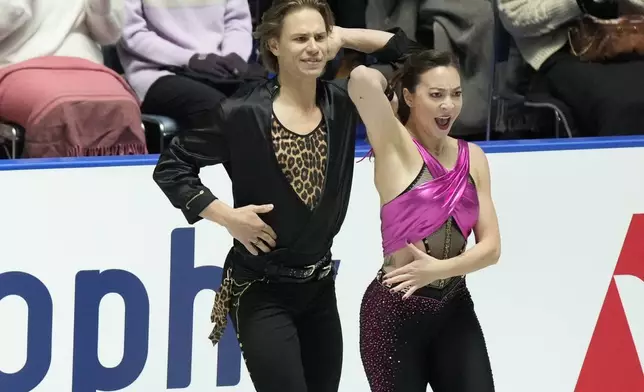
[435,116,451,131]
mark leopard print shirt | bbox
[271,114,328,210]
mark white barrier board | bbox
[1,146,643,391]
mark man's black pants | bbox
[230,275,343,392]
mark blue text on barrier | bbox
[0,228,340,391]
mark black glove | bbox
[576,0,619,19]
[188,53,232,78]
[219,53,249,78]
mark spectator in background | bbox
[365,0,495,141]
[117,0,255,130]
[0,0,147,158]
[499,0,644,137]
[325,0,368,78]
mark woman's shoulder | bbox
[459,140,486,164]
[464,139,485,155]
[450,138,484,157]
[460,140,490,186]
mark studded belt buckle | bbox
[301,264,317,278]
[317,264,332,279]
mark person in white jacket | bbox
[498,0,644,137]
[0,0,123,66]
[0,0,146,159]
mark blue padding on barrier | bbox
[356,135,644,156]
[0,155,155,171]
[1,136,644,171]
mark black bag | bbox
[161,63,269,97]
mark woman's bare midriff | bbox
[381,239,428,274]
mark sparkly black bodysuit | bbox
[359,164,495,392]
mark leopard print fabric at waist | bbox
[208,256,333,345]
[208,268,259,346]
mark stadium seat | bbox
[0,121,24,159]
[486,0,576,140]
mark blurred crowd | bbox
[1,0,644,159]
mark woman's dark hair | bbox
[253,0,335,73]
[390,49,460,124]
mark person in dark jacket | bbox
[151,0,417,391]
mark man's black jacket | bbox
[152,28,418,272]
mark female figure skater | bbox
[348,50,501,391]
[152,0,416,390]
